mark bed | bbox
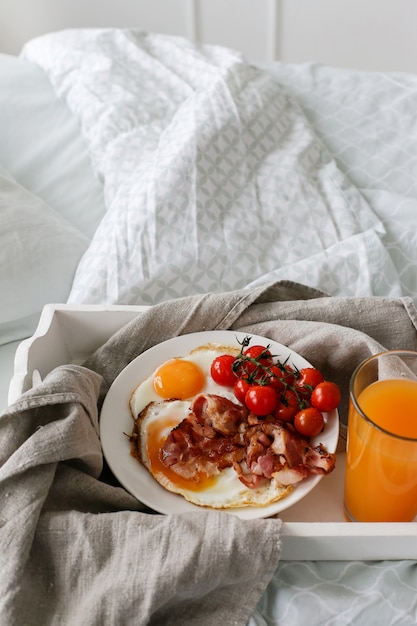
[1,21,417,626]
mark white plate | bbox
[100,330,339,520]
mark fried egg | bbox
[130,343,239,415]
[132,399,291,508]
[129,344,291,509]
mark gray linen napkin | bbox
[1,280,417,626]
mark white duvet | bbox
[22,29,401,306]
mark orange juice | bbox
[344,378,417,522]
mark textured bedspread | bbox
[22,29,402,306]
[262,61,417,304]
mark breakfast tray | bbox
[9,304,417,561]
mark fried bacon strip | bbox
[160,393,335,488]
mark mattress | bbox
[1,28,417,625]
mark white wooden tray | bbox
[10,304,417,560]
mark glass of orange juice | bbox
[344,350,417,522]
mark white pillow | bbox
[0,52,105,238]
[0,167,89,345]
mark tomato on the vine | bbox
[234,377,251,404]
[244,345,273,365]
[210,354,236,387]
[237,345,274,378]
[245,384,278,416]
[211,339,339,440]
[296,367,324,395]
[274,388,299,422]
[267,364,286,392]
[279,364,296,387]
[310,381,341,412]
[294,407,325,437]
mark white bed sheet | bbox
[0,341,20,410]
[262,62,417,303]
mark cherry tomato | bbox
[294,407,325,437]
[237,345,274,378]
[310,381,341,412]
[244,345,273,365]
[279,364,296,387]
[296,367,324,395]
[210,355,237,387]
[234,378,251,404]
[245,385,278,416]
[267,364,286,392]
[274,388,299,422]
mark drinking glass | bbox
[344,350,417,522]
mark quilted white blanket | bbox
[22,29,400,306]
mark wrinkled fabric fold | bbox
[0,365,281,626]
[22,29,394,306]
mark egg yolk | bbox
[153,358,205,400]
